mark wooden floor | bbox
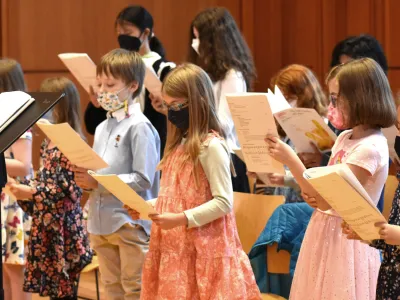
[31,270,105,300]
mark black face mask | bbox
[395,136,400,159]
[118,34,142,52]
[168,107,189,132]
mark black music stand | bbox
[0,92,65,299]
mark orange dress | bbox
[141,134,261,299]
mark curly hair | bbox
[188,7,256,90]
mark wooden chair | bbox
[383,175,398,220]
[78,255,101,300]
[233,192,290,300]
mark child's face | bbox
[96,73,137,100]
[328,78,348,130]
[163,94,187,110]
[117,23,142,39]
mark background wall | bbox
[1,0,399,168]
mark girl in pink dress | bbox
[265,58,397,300]
[126,63,260,300]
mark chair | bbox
[383,175,398,220]
[78,255,101,300]
[233,192,290,300]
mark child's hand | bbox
[376,223,400,245]
[149,213,188,230]
[247,171,257,179]
[72,166,98,190]
[268,174,284,186]
[264,135,297,165]
[149,93,167,116]
[298,143,323,168]
[89,85,101,108]
[301,192,318,208]
[124,205,140,220]
[341,221,362,240]
[7,183,34,200]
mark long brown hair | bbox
[188,7,256,89]
[160,64,225,181]
[0,58,26,92]
[40,77,84,138]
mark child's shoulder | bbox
[201,133,230,156]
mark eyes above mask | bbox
[118,34,142,52]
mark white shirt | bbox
[213,69,246,152]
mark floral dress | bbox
[1,131,32,264]
[18,139,92,298]
[141,133,261,300]
[370,171,400,300]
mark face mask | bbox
[97,87,128,112]
[118,34,142,52]
[395,136,400,159]
[327,102,346,130]
[191,38,200,55]
[168,107,189,132]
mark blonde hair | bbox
[40,77,84,138]
[271,64,327,116]
[0,58,26,92]
[326,58,396,128]
[160,63,225,181]
[97,48,145,99]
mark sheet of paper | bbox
[274,107,336,153]
[304,165,386,240]
[58,53,96,93]
[0,91,35,133]
[226,93,285,174]
[88,171,157,220]
[382,125,399,162]
[144,65,162,98]
[36,122,108,170]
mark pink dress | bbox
[141,134,261,300]
[290,129,387,300]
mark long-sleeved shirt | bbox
[87,103,160,236]
[213,69,246,152]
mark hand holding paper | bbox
[88,171,157,220]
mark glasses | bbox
[330,94,338,108]
[163,101,189,111]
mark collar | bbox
[108,102,140,122]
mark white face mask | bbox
[191,38,200,54]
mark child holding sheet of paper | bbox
[343,109,400,299]
[0,58,33,300]
[74,49,160,300]
[10,77,92,300]
[253,64,328,203]
[265,58,396,299]
[126,64,260,299]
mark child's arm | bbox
[183,139,233,228]
[118,122,159,192]
[6,137,32,178]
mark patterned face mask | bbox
[97,87,128,112]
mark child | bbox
[254,64,328,202]
[74,49,160,300]
[343,105,400,299]
[85,5,175,160]
[126,63,261,299]
[0,58,32,300]
[188,7,256,193]
[10,77,93,300]
[265,58,396,299]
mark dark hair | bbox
[97,49,145,99]
[188,7,256,90]
[327,58,396,129]
[40,77,84,138]
[0,58,26,92]
[330,36,355,67]
[116,5,166,58]
[330,34,388,74]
